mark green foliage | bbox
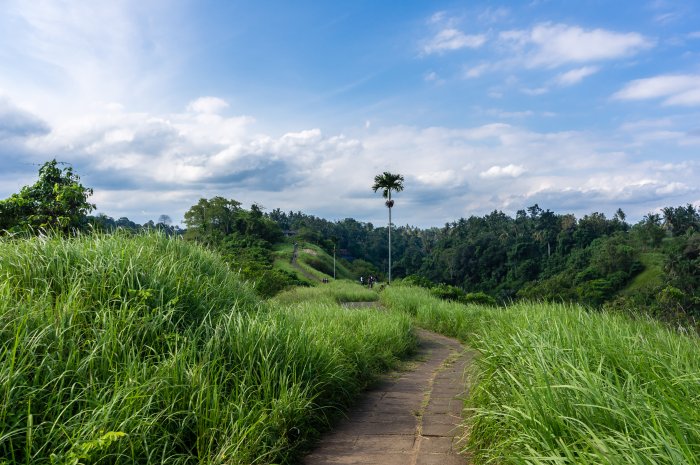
[267,203,697,325]
[0,233,414,464]
[348,259,379,279]
[463,291,497,306]
[182,197,288,297]
[183,197,282,246]
[430,283,465,301]
[400,274,433,289]
[0,159,95,234]
[662,232,700,319]
[371,171,405,200]
[382,286,700,464]
[662,204,700,236]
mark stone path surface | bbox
[302,329,474,465]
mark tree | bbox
[157,214,172,226]
[183,197,242,244]
[372,171,404,283]
[662,204,700,236]
[0,159,95,234]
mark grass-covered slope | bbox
[0,233,414,464]
[621,251,665,296]
[381,286,700,465]
[272,241,354,283]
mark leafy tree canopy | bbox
[0,159,95,234]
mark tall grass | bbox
[0,233,414,464]
[273,280,379,307]
[381,286,700,464]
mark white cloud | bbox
[429,11,447,25]
[500,23,653,67]
[654,12,682,24]
[554,66,600,86]
[416,170,458,186]
[613,74,700,106]
[480,164,526,178]
[186,97,230,114]
[462,24,650,84]
[2,99,699,228]
[0,1,185,119]
[423,28,486,54]
[656,182,689,195]
[618,117,700,147]
[464,63,491,78]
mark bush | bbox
[462,292,497,306]
[430,283,465,301]
[401,274,433,289]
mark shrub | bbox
[462,291,497,306]
[430,283,465,301]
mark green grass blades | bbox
[0,233,414,464]
[272,280,379,306]
[381,285,700,465]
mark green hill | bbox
[621,251,665,296]
[272,239,356,284]
[0,233,413,464]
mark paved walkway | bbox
[302,329,474,465]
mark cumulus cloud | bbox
[480,164,526,178]
[613,74,700,106]
[186,97,230,114]
[0,97,50,139]
[1,98,698,227]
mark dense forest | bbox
[265,204,699,325]
[2,160,699,327]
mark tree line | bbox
[2,160,698,327]
[264,204,699,326]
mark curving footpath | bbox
[302,329,474,465]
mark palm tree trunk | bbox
[388,204,392,283]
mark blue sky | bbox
[1,0,699,228]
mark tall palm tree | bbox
[372,171,404,283]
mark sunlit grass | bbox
[381,285,700,464]
[273,280,379,306]
[0,233,413,464]
[272,241,354,283]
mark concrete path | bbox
[302,329,474,465]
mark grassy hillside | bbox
[381,286,700,464]
[621,251,665,296]
[0,233,414,464]
[272,240,355,283]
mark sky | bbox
[1,0,699,228]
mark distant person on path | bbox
[360,276,364,286]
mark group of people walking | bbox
[359,275,378,288]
